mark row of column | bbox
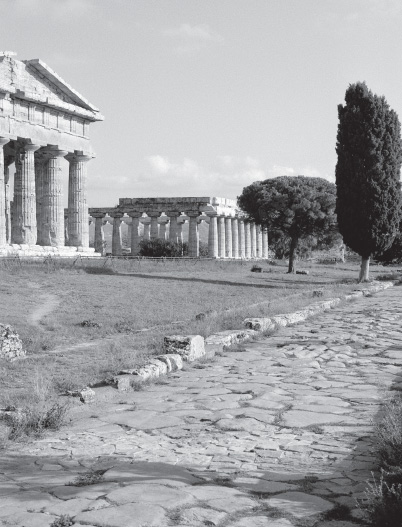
[0,137,91,248]
[92,210,268,259]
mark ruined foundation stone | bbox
[0,324,25,360]
[164,335,205,362]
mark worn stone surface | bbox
[3,285,402,526]
[0,323,25,360]
[164,334,205,362]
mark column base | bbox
[0,244,100,257]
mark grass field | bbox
[0,257,391,404]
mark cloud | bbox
[163,23,224,54]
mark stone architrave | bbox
[0,138,10,245]
[225,216,232,258]
[187,212,199,257]
[41,148,68,247]
[158,216,169,240]
[218,216,226,258]
[231,217,239,258]
[148,212,160,240]
[14,143,40,245]
[256,225,263,258]
[167,212,180,244]
[238,218,245,258]
[207,213,218,258]
[250,222,257,258]
[128,212,142,256]
[110,211,124,256]
[66,153,92,248]
[4,154,13,244]
[92,212,106,255]
[244,221,251,258]
[262,228,269,258]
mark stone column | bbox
[244,221,251,258]
[187,212,199,257]
[64,212,69,246]
[167,211,180,244]
[41,148,68,247]
[262,228,269,258]
[0,138,10,246]
[158,216,169,240]
[256,225,263,258]
[225,217,232,258]
[140,217,151,240]
[231,217,239,259]
[177,217,185,244]
[4,153,13,244]
[238,218,245,258]
[128,212,142,256]
[218,216,226,258]
[207,213,218,258]
[65,152,92,248]
[148,212,160,240]
[110,211,124,256]
[13,143,41,245]
[92,212,106,255]
[34,150,45,245]
[250,222,257,258]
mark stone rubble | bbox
[0,323,25,360]
[1,283,401,526]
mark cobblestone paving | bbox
[2,286,402,526]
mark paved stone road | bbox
[2,286,402,527]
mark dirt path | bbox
[2,287,401,526]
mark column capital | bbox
[147,211,161,218]
[109,210,124,219]
[166,211,181,218]
[0,137,10,147]
[127,211,143,219]
[158,216,169,224]
[91,212,107,219]
[22,143,41,153]
[43,147,69,158]
[65,152,93,163]
[186,211,200,218]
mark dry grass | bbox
[0,257,390,405]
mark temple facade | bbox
[0,52,103,255]
[89,197,269,259]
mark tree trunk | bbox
[287,237,298,273]
[358,256,370,282]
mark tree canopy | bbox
[238,176,337,272]
[336,81,402,281]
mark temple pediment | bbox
[0,53,103,121]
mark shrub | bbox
[3,401,69,440]
[139,239,188,257]
[50,516,74,527]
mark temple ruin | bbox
[89,197,268,258]
[0,52,103,255]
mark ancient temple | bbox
[0,52,103,255]
[89,197,269,258]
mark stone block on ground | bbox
[206,329,258,348]
[156,354,183,372]
[243,317,274,332]
[0,324,25,360]
[113,375,132,391]
[164,335,205,362]
[67,387,95,404]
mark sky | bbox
[2,0,402,206]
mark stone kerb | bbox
[164,335,205,362]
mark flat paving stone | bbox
[74,503,166,526]
[231,518,293,527]
[264,491,334,518]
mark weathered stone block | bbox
[0,324,25,361]
[67,387,95,404]
[164,335,205,362]
[206,329,258,348]
[113,375,132,391]
[244,318,274,332]
[147,359,168,376]
[156,354,183,372]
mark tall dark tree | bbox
[336,82,402,282]
[238,176,337,273]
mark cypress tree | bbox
[336,82,402,281]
